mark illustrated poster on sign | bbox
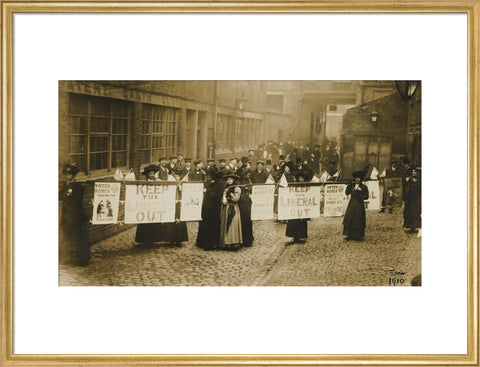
[180,183,204,221]
[250,185,275,220]
[92,182,121,224]
[382,178,403,208]
[324,184,349,217]
[364,180,381,210]
[124,183,176,224]
[277,186,321,220]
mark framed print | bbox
[1,1,478,366]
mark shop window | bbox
[68,94,129,173]
[140,104,178,163]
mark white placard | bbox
[364,180,381,211]
[91,182,121,224]
[124,183,176,224]
[278,186,321,220]
[324,184,349,217]
[250,185,275,220]
[180,183,204,221]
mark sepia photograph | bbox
[59,80,422,286]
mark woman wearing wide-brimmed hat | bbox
[218,171,243,250]
[59,163,91,266]
[343,170,369,241]
[134,164,163,246]
[285,172,310,244]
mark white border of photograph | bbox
[13,13,467,354]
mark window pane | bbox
[142,104,152,119]
[112,119,128,134]
[89,152,108,170]
[112,152,127,168]
[152,107,163,121]
[90,117,109,132]
[141,136,150,149]
[90,136,109,152]
[91,98,110,117]
[141,120,150,134]
[69,136,86,154]
[153,121,163,134]
[68,154,86,171]
[112,135,127,151]
[69,94,88,115]
[112,101,128,118]
[152,136,163,148]
[69,116,87,133]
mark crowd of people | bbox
[59,138,421,266]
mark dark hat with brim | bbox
[63,163,80,176]
[184,158,192,163]
[295,172,309,181]
[158,157,167,162]
[207,158,214,162]
[143,164,159,175]
[194,159,202,165]
[352,170,364,178]
[219,159,226,163]
[223,170,240,180]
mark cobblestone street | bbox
[59,209,421,286]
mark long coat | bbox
[238,185,254,246]
[403,178,421,229]
[196,182,224,249]
[343,183,369,239]
[59,181,91,264]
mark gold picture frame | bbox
[1,1,478,366]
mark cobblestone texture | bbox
[59,208,420,287]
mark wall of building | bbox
[341,92,408,177]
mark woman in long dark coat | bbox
[403,168,421,232]
[343,170,369,241]
[196,169,224,250]
[59,164,91,266]
[134,164,164,246]
[285,172,309,244]
[219,172,243,250]
[239,169,254,247]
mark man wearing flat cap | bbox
[180,158,192,180]
[156,157,169,181]
[251,160,269,184]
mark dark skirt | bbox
[61,221,91,264]
[286,219,308,239]
[135,221,188,244]
[342,201,366,239]
[238,194,254,246]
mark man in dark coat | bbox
[188,160,206,182]
[238,169,254,246]
[343,170,369,241]
[180,158,192,180]
[157,157,169,181]
[251,161,269,184]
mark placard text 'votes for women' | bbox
[277,186,321,220]
[124,183,176,224]
[250,185,275,220]
[92,182,121,224]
